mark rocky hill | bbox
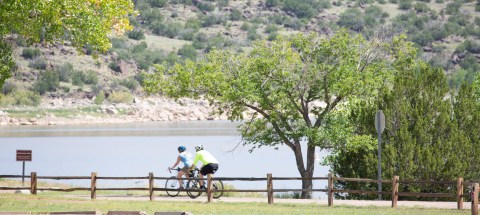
[1,0,479,125]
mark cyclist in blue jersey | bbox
[169,146,194,189]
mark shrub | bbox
[247,28,261,41]
[264,25,279,34]
[71,70,86,86]
[196,1,215,12]
[16,35,27,47]
[22,48,41,59]
[134,72,148,85]
[109,61,121,73]
[108,91,133,104]
[110,37,129,49]
[267,31,279,41]
[435,0,444,3]
[178,44,198,61]
[84,70,99,85]
[240,22,251,31]
[55,62,73,82]
[202,14,226,27]
[446,2,461,15]
[398,0,412,10]
[1,81,16,95]
[337,8,364,31]
[127,29,146,40]
[283,0,317,19]
[148,0,168,7]
[28,59,48,70]
[151,22,182,38]
[414,2,430,13]
[119,77,139,90]
[94,90,105,105]
[132,41,148,53]
[185,19,202,31]
[142,8,164,24]
[33,70,59,95]
[179,28,196,41]
[230,8,242,21]
[0,90,41,107]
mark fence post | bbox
[91,172,97,200]
[149,172,154,201]
[267,173,273,204]
[391,176,399,208]
[207,174,213,203]
[472,183,479,215]
[328,173,333,206]
[30,172,37,195]
[457,177,464,210]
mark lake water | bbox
[0,121,330,198]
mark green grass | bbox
[0,194,470,215]
[3,106,129,118]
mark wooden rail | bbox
[1,172,478,214]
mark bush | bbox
[108,91,133,104]
[0,90,41,107]
[55,62,73,82]
[151,22,182,38]
[71,70,86,86]
[435,0,444,3]
[84,70,99,85]
[94,90,105,105]
[33,70,59,95]
[132,41,148,53]
[398,0,412,10]
[247,29,261,41]
[148,0,168,7]
[196,1,215,12]
[240,22,251,31]
[178,44,198,61]
[283,0,317,19]
[179,28,196,41]
[201,14,226,27]
[414,2,430,13]
[230,8,243,21]
[28,59,48,70]
[127,29,146,40]
[337,8,364,31]
[446,2,461,15]
[142,8,164,24]
[21,48,41,59]
[2,81,16,95]
[109,61,122,73]
[119,77,139,90]
[264,25,279,34]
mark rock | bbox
[105,106,118,115]
[0,110,6,116]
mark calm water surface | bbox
[0,121,329,198]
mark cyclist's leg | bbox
[177,171,185,188]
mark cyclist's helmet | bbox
[195,144,204,152]
[178,146,186,152]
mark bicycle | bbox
[186,168,224,199]
[165,167,186,197]
[166,167,224,199]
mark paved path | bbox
[84,195,472,210]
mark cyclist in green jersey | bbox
[189,144,219,189]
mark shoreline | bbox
[0,96,229,126]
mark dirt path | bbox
[70,195,471,210]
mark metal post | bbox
[378,133,382,200]
[22,161,25,187]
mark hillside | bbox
[1,0,479,125]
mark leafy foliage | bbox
[144,31,416,198]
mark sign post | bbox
[375,110,385,200]
[16,150,32,186]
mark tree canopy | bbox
[327,62,480,200]
[0,0,135,88]
[144,30,416,198]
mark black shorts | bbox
[200,163,219,175]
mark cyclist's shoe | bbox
[200,185,207,190]
[178,186,184,190]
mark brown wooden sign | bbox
[16,150,32,161]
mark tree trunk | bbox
[293,142,316,199]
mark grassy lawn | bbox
[0,193,470,215]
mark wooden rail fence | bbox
[1,172,479,214]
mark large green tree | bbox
[0,0,135,88]
[328,62,480,199]
[144,31,416,198]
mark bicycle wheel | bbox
[186,179,203,199]
[213,180,224,199]
[165,176,180,197]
